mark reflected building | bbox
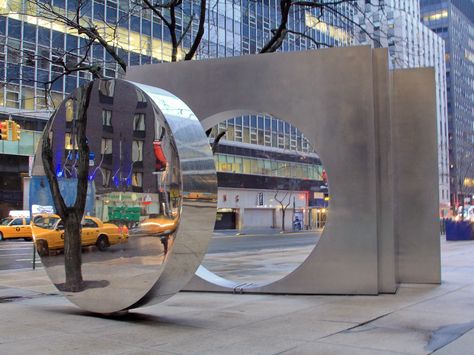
[210,115,328,231]
[46,80,180,225]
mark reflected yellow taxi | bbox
[0,217,32,241]
[135,215,179,236]
[32,215,127,256]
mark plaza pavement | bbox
[1,238,474,354]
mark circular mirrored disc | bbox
[29,79,217,313]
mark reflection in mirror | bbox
[202,114,329,286]
[30,79,181,307]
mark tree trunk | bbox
[63,212,83,292]
[282,209,286,231]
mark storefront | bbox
[216,187,308,231]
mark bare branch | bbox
[41,116,68,218]
[185,0,206,60]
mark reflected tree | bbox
[274,191,292,232]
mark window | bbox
[243,159,251,174]
[132,140,143,161]
[133,113,145,131]
[132,172,143,187]
[6,89,19,108]
[99,80,115,97]
[101,168,111,187]
[10,218,23,226]
[65,99,74,122]
[101,138,113,154]
[136,88,147,103]
[64,133,78,150]
[102,109,112,126]
[82,218,98,228]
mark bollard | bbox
[32,242,36,270]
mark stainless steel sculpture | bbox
[28,47,440,313]
[30,79,217,313]
[127,47,441,295]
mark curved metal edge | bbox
[183,112,326,292]
[125,82,218,309]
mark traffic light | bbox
[0,120,9,140]
[11,122,21,141]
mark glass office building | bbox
[0,0,353,224]
[421,0,474,211]
[358,0,450,216]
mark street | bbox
[0,239,40,270]
[0,231,320,272]
[207,230,319,253]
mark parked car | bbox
[31,214,127,256]
[0,216,32,241]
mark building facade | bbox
[211,115,328,230]
[0,0,353,229]
[421,0,474,212]
[0,0,451,223]
[358,0,450,216]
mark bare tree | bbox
[274,191,292,231]
[41,82,93,291]
[259,0,386,54]
[139,0,207,62]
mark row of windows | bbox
[63,135,144,160]
[211,115,315,154]
[98,167,143,188]
[215,153,323,181]
[240,0,353,55]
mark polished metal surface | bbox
[128,47,381,294]
[128,46,441,294]
[30,79,217,313]
[391,69,441,284]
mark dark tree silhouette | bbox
[274,191,292,231]
[41,82,93,292]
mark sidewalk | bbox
[213,227,314,237]
[1,239,474,354]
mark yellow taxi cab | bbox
[31,214,128,256]
[0,217,33,241]
[135,215,179,236]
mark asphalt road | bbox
[0,239,40,271]
[0,231,320,271]
[207,231,319,253]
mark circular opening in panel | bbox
[201,113,329,287]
